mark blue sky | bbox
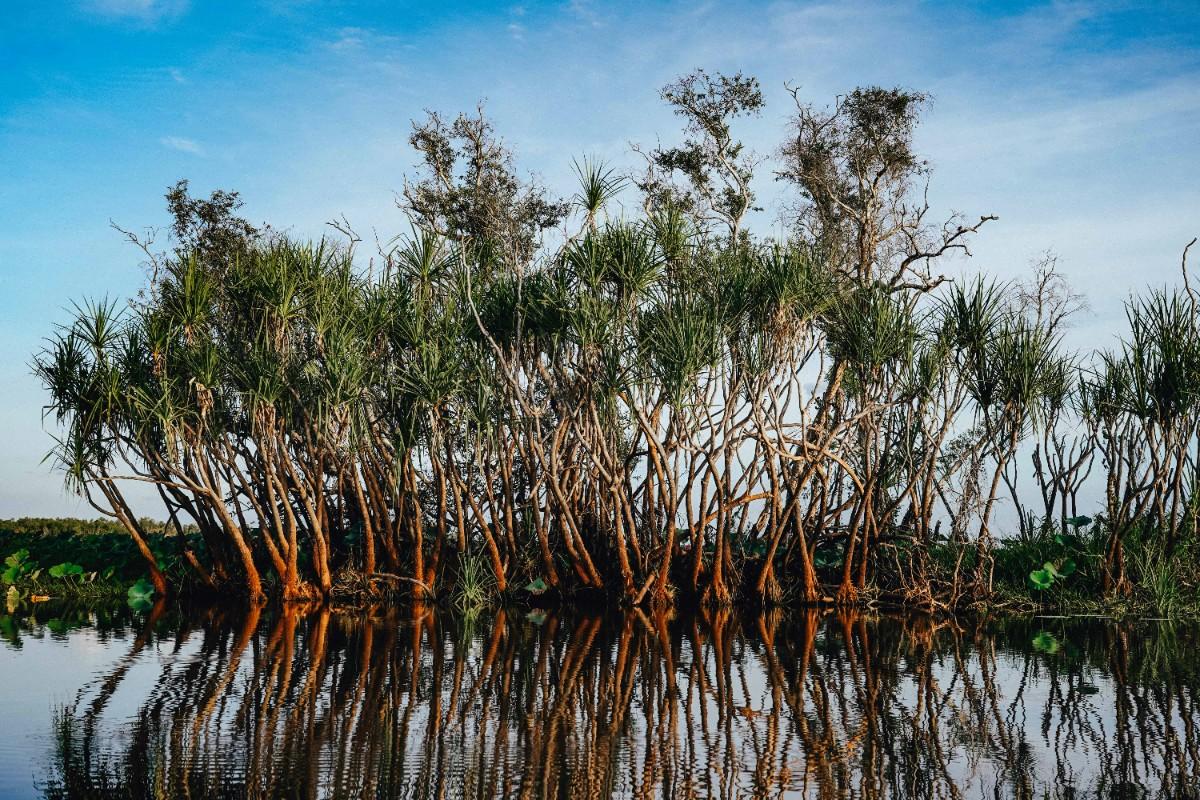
[1,0,1198,517]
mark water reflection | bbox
[17,604,1200,799]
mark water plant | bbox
[2,549,40,584]
[126,578,156,612]
[47,562,86,581]
[452,552,495,613]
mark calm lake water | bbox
[0,603,1197,799]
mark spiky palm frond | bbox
[572,156,625,224]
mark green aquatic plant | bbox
[6,586,25,614]
[2,549,40,584]
[1028,525,1086,591]
[1031,630,1062,654]
[47,562,85,581]
[523,577,549,596]
[452,553,496,612]
[1028,557,1076,591]
[126,578,155,612]
[1129,540,1186,616]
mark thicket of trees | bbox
[35,71,1200,606]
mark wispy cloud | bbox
[328,26,403,53]
[927,77,1200,166]
[159,135,203,155]
[329,26,368,52]
[567,0,604,28]
[82,0,190,24]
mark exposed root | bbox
[755,569,783,607]
[331,569,434,603]
[282,581,322,603]
[649,581,676,611]
[833,580,858,606]
[702,574,734,608]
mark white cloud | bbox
[328,26,404,53]
[330,26,367,51]
[159,135,203,155]
[567,0,604,28]
[82,0,190,24]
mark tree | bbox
[778,86,993,289]
[636,69,764,241]
[402,106,568,268]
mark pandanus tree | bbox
[819,283,921,602]
[1081,288,1200,594]
[36,300,172,597]
[49,71,1200,610]
[943,278,1068,592]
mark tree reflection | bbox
[40,607,1200,799]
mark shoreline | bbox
[5,523,1198,619]
[6,571,1195,621]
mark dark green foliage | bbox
[1,522,191,588]
[402,108,569,265]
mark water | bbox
[0,603,1196,799]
